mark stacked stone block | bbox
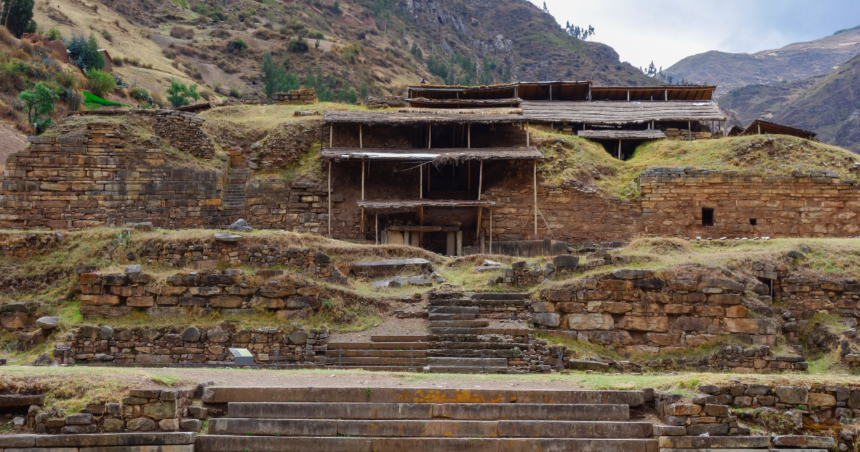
[647,345,808,373]
[142,110,215,158]
[75,268,322,320]
[273,88,318,104]
[248,121,321,171]
[364,95,406,109]
[59,323,326,365]
[534,268,779,355]
[0,232,62,258]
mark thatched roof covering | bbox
[517,81,591,101]
[397,107,522,115]
[324,111,525,125]
[578,129,667,140]
[406,98,521,109]
[591,86,716,101]
[321,146,543,162]
[740,120,817,139]
[521,101,726,124]
[407,84,517,100]
[358,199,496,212]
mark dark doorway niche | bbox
[702,208,714,226]
[750,218,757,226]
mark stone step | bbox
[473,293,529,301]
[371,335,428,342]
[428,313,479,321]
[428,306,481,315]
[659,437,771,449]
[427,366,509,374]
[323,357,428,365]
[324,350,427,358]
[429,320,490,328]
[209,419,653,438]
[327,342,429,350]
[427,349,516,358]
[429,342,525,350]
[428,327,530,336]
[325,365,416,372]
[197,436,658,452]
[4,433,196,448]
[428,357,509,367]
[664,450,827,452]
[429,299,527,307]
[225,402,631,421]
[202,387,646,406]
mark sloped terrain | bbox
[717,75,822,127]
[665,28,860,96]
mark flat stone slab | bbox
[372,276,432,288]
[472,265,506,273]
[0,394,45,407]
[214,233,243,242]
[202,387,645,407]
[568,360,611,372]
[34,432,196,448]
[353,259,432,277]
[659,437,771,449]
[36,316,61,329]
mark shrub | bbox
[170,27,194,39]
[165,79,200,107]
[53,69,78,89]
[310,31,324,39]
[228,86,240,98]
[289,36,308,52]
[46,28,61,40]
[0,25,16,47]
[101,30,113,42]
[129,87,149,102]
[226,38,247,52]
[19,82,59,131]
[211,29,231,38]
[86,69,117,97]
[66,33,104,71]
[332,0,340,14]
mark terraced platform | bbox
[197,387,654,452]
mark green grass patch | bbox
[84,91,128,107]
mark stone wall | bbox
[273,88,317,104]
[58,323,326,365]
[645,345,808,373]
[138,110,216,159]
[248,122,320,171]
[0,123,225,230]
[533,268,779,354]
[76,267,323,320]
[0,232,63,258]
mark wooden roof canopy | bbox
[590,85,716,101]
[324,110,525,125]
[520,101,726,124]
[740,120,817,139]
[321,146,543,162]
[578,129,668,140]
[405,98,521,109]
[517,81,591,101]
[407,83,517,100]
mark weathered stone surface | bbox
[127,417,157,431]
[566,313,614,330]
[181,326,201,342]
[143,401,176,420]
[724,318,777,334]
[808,392,836,408]
[612,269,655,280]
[615,316,669,332]
[36,316,61,329]
[775,386,809,404]
[532,313,560,327]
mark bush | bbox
[19,81,59,127]
[66,33,104,71]
[228,86,240,98]
[46,28,61,40]
[101,30,113,42]
[170,27,194,39]
[211,29,231,38]
[86,69,116,97]
[226,38,247,52]
[165,79,200,107]
[129,87,149,102]
[289,36,308,53]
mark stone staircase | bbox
[198,386,656,452]
[223,168,250,208]
[325,335,428,371]
[426,292,536,373]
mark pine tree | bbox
[2,0,37,38]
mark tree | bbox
[410,42,423,60]
[165,79,200,108]
[2,0,36,38]
[260,52,299,100]
[66,33,105,71]
[19,82,59,132]
[541,1,549,13]
[303,66,315,88]
[87,69,117,97]
[332,0,340,14]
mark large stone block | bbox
[615,316,669,332]
[532,313,560,327]
[808,392,836,408]
[566,313,614,331]
[724,318,777,334]
[775,386,808,404]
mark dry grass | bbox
[200,102,390,136]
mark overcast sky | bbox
[530,0,860,71]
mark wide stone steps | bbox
[327,342,429,350]
[428,306,481,315]
[197,436,658,452]
[224,402,632,421]
[429,320,490,328]
[201,387,646,406]
[224,168,250,207]
[323,357,428,365]
[324,349,428,358]
[427,349,517,358]
[208,419,654,438]
[428,327,529,336]
[429,299,528,307]
[429,313,479,320]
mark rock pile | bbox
[273,88,318,104]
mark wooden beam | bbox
[428,124,432,149]
[489,207,493,255]
[327,161,332,236]
[388,225,442,232]
[477,160,483,201]
[329,124,333,148]
[618,139,622,160]
[688,120,692,141]
[419,164,423,198]
[627,90,630,102]
[375,214,378,245]
[526,122,530,147]
[467,123,471,148]
[359,124,363,149]
[476,206,482,242]
[533,160,538,237]
[758,124,761,135]
[665,90,668,101]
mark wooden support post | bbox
[327,161,332,236]
[533,160,538,238]
[476,207,482,242]
[419,164,423,198]
[427,124,431,148]
[375,214,378,245]
[688,120,692,141]
[360,159,365,234]
[526,122,530,147]
[665,90,668,101]
[618,139,622,160]
[329,124,333,148]
[467,123,471,148]
[489,207,493,254]
[588,85,591,101]
[359,124,363,149]
[627,90,630,102]
[758,124,761,135]
[549,85,552,101]
[477,160,483,200]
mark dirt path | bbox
[0,122,27,179]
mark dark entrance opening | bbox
[750,218,757,226]
[702,208,714,226]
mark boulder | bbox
[228,219,253,232]
[214,233,243,242]
[775,386,808,404]
[353,259,433,277]
[532,313,560,327]
[124,264,142,273]
[553,255,579,268]
[35,316,60,329]
[181,326,201,342]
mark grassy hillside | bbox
[717,75,822,127]
[771,53,860,153]
[664,28,860,96]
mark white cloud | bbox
[531,0,860,70]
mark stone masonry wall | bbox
[248,122,320,171]
[645,345,808,373]
[58,323,327,365]
[76,268,322,321]
[138,110,216,159]
[534,268,779,355]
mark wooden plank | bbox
[388,225,442,232]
